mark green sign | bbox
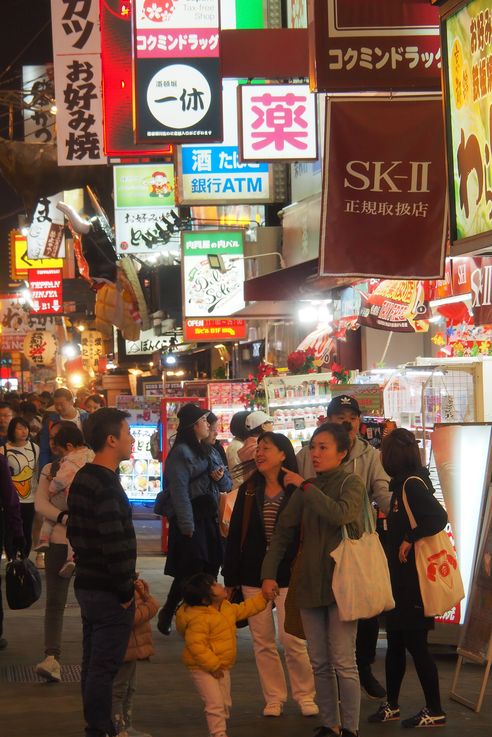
[182,231,244,256]
[114,164,175,208]
[445,0,492,242]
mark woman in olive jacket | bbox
[261,422,365,737]
[223,432,316,718]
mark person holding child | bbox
[176,572,270,737]
[112,576,159,737]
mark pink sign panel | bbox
[29,268,63,315]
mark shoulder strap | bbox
[240,479,255,551]
[401,475,427,530]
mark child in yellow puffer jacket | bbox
[176,573,269,737]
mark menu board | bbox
[119,424,162,502]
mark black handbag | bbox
[5,555,42,610]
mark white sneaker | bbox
[58,560,75,578]
[299,700,319,717]
[263,702,283,717]
[35,553,45,569]
[36,655,61,682]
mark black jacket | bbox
[223,472,299,588]
[385,468,448,630]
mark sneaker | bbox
[368,702,400,723]
[263,702,283,717]
[36,655,61,682]
[0,637,8,650]
[35,552,45,569]
[313,728,340,737]
[126,729,153,737]
[58,560,75,578]
[300,700,320,717]
[401,707,447,728]
[359,667,387,699]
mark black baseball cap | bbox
[326,395,361,416]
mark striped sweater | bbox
[67,463,136,603]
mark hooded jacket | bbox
[124,578,159,662]
[297,436,391,514]
[176,591,267,672]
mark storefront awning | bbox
[243,259,319,302]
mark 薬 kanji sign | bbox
[29,268,63,315]
[239,84,317,162]
[133,0,222,143]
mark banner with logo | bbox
[449,256,492,326]
[50,0,106,165]
[133,0,222,143]
[238,84,317,162]
[320,96,448,280]
[27,194,65,259]
[309,0,441,92]
[357,280,430,333]
[442,0,492,248]
[182,231,245,318]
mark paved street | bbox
[1,519,491,737]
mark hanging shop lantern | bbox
[23,331,58,367]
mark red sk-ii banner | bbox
[308,0,441,92]
[319,96,448,280]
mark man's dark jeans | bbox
[75,588,134,737]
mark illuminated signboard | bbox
[10,232,64,280]
[29,268,63,315]
[239,83,318,162]
[184,318,247,342]
[133,0,222,143]
[441,0,492,251]
[182,231,245,318]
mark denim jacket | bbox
[164,443,231,535]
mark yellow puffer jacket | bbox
[176,592,267,672]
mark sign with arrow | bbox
[29,268,63,315]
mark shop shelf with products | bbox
[263,373,333,451]
[183,380,251,446]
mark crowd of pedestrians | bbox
[0,388,452,737]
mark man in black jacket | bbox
[0,452,25,650]
[68,408,136,737]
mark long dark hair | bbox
[239,431,298,491]
[169,420,209,459]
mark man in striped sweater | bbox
[68,408,136,737]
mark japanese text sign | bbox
[10,233,64,281]
[319,97,447,280]
[29,268,63,315]
[442,0,492,249]
[184,318,247,342]
[125,327,183,355]
[133,0,222,143]
[23,330,58,367]
[357,280,429,333]
[308,0,441,92]
[27,194,66,260]
[113,163,178,254]
[182,231,245,318]
[0,295,61,352]
[239,84,317,162]
[50,0,106,165]
[22,65,56,143]
[81,329,104,370]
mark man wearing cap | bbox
[297,394,391,701]
[237,411,274,465]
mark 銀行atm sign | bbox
[29,268,63,314]
[184,319,246,342]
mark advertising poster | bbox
[309,0,441,92]
[10,232,64,281]
[182,231,245,318]
[27,194,65,260]
[320,97,448,280]
[357,280,430,333]
[444,0,492,245]
[239,84,318,162]
[28,268,63,315]
[113,163,179,254]
[431,423,492,625]
[133,0,222,143]
[119,425,162,502]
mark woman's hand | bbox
[281,467,305,488]
[210,467,225,481]
[399,540,413,563]
[262,579,279,601]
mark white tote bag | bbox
[402,477,464,618]
[330,490,395,622]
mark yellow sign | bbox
[9,232,64,280]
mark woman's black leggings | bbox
[386,629,442,712]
